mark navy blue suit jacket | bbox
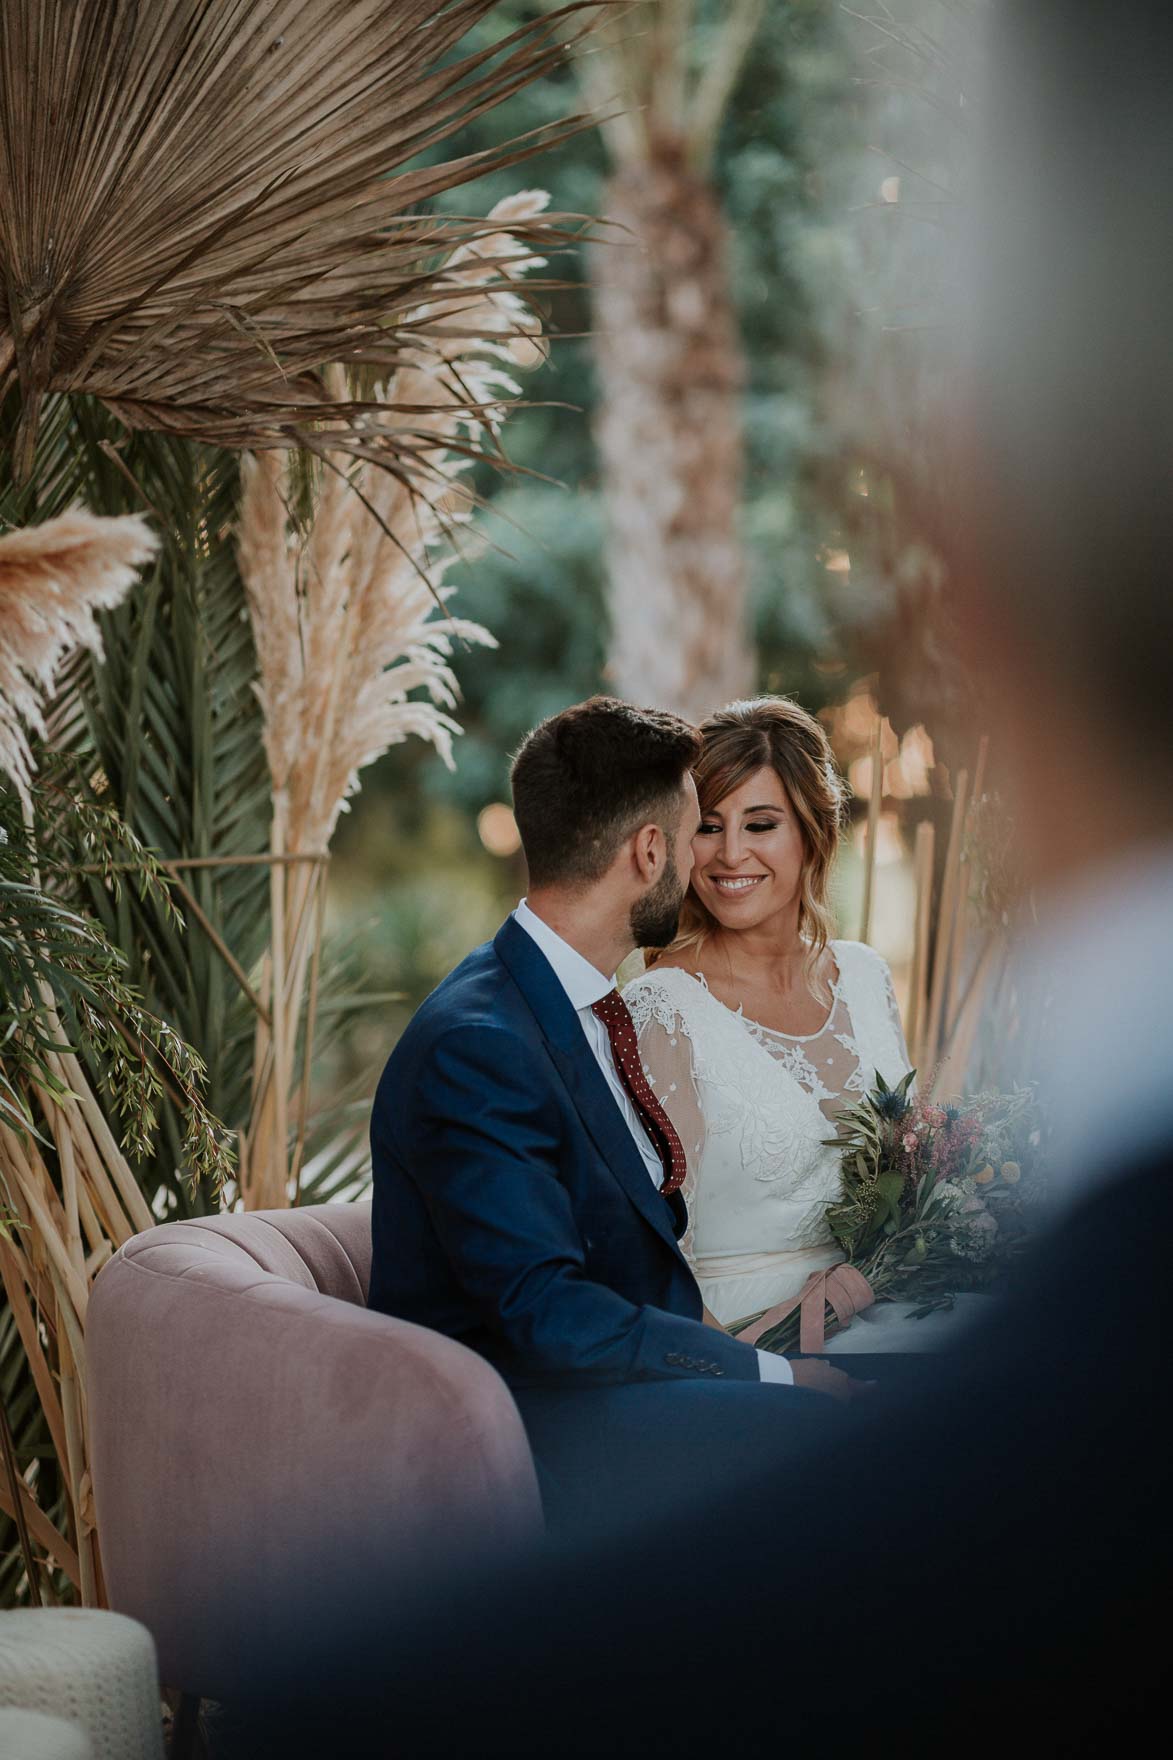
[368,915,763,1388]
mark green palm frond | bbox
[297,1100,374,1209]
[0,0,597,483]
[21,407,272,1219]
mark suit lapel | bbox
[494,917,685,1254]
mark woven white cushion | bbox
[0,1610,163,1760]
[0,1706,93,1759]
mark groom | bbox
[369,695,851,1523]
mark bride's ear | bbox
[631,821,664,884]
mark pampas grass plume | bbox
[238,189,551,856]
[0,509,158,797]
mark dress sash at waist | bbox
[693,1242,841,1329]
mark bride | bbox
[623,695,911,1332]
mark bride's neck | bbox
[706,912,807,983]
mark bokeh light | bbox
[477,802,522,858]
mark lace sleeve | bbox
[881,958,914,1076]
[626,983,707,1266]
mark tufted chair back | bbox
[87,1202,541,1700]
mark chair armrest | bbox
[88,1234,540,1699]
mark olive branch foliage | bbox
[0,765,235,1201]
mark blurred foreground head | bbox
[957,0,1173,882]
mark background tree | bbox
[326,0,857,1061]
[580,0,763,719]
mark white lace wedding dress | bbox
[624,942,912,1328]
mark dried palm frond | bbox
[0,0,596,483]
[236,188,551,1207]
[0,509,157,798]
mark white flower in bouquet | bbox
[950,1205,999,1262]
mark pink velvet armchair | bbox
[87,1202,542,1702]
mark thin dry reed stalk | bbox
[858,714,885,943]
[906,818,936,1067]
[895,734,1009,1098]
[1,864,160,1602]
[923,766,970,1074]
[0,1097,140,1600]
[934,933,1000,1098]
[945,735,989,1030]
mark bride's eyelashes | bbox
[696,819,781,837]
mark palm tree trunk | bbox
[593,143,753,722]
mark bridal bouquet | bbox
[734,1073,1048,1355]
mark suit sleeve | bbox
[401,1023,765,1386]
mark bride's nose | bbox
[719,826,746,865]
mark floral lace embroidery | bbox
[833,1029,872,1095]
[740,1022,832,1105]
[626,984,684,1038]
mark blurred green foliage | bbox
[336,2,859,812]
[327,0,875,1081]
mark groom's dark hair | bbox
[510,696,701,888]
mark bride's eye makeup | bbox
[696,815,783,836]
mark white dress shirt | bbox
[513,900,792,1385]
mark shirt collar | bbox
[512,899,615,1012]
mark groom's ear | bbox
[630,821,665,885]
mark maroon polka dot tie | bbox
[590,989,688,1196]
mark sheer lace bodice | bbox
[623,941,911,1325]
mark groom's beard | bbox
[630,864,686,949]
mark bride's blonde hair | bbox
[650,696,847,997]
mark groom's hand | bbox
[790,1357,866,1403]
